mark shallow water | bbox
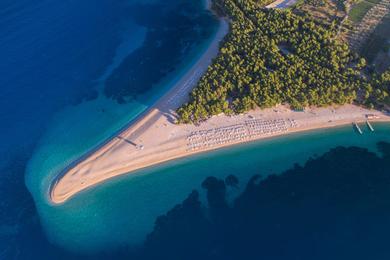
[1,0,390,257]
[31,123,390,253]
[1,0,218,257]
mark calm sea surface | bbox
[0,0,218,257]
[30,123,390,255]
[1,0,390,258]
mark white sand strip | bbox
[50,1,390,204]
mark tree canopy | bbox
[177,0,390,123]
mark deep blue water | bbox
[1,0,390,259]
[0,0,218,258]
[1,0,131,157]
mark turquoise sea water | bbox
[2,0,390,257]
[1,0,218,257]
[29,122,390,253]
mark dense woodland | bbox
[177,0,390,123]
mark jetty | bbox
[50,104,390,204]
[366,120,374,132]
[353,122,363,134]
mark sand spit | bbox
[50,4,390,204]
[51,98,390,203]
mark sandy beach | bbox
[51,98,390,203]
[50,3,390,204]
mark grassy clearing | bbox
[374,14,390,35]
[365,0,382,4]
[295,0,347,25]
[348,0,374,23]
[361,36,387,62]
[360,15,390,64]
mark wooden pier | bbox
[366,121,374,132]
[353,122,363,134]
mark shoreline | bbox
[97,120,389,176]
[51,101,390,204]
[49,1,390,204]
[50,6,223,186]
[49,15,230,204]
